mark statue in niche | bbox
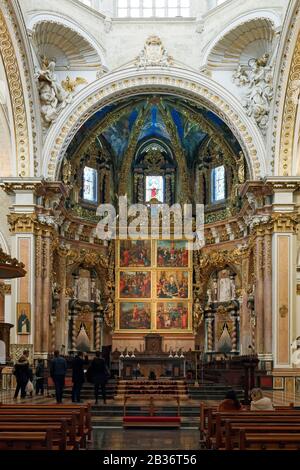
[104,296,114,328]
[35,57,72,128]
[193,298,204,332]
[95,288,101,304]
[77,276,90,302]
[217,323,232,353]
[218,270,231,302]
[230,275,236,300]
[76,323,90,352]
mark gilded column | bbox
[263,230,273,356]
[35,233,43,354]
[255,234,264,354]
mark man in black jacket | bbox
[13,350,31,399]
[50,350,67,403]
[71,351,85,403]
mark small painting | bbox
[119,302,151,330]
[17,303,31,335]
[119,271,151,298]
[157,240,189,267]
[157,271,189,299]
[156,302,189,330]
[120,240,151,267]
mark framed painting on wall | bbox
[156,302,189,330]
[156,240,189,267]
[17,303,31,335]
[119,240,151,267]
[156,271,189,299]
[119,302,151,330]
[119,271,151,298]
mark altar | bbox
[119,355,186,379]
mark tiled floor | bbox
[90,428,200,450]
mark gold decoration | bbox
[0,8,30,176]
[279,32,300,175]
[0,283,11,295]
[297,284,300,295]
[279,305,288,318]
[272,213,298,233]
[61,76,88,93]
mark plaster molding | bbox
[41,66,267,181]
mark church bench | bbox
[0,422,70,451]
[0,404,92,441]
[123,416,181,428]
[0,431,52,450]
[0,411,81,448]
[225,422,300,450]
[205,410,300,449]
[238,431,300,450]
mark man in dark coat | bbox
[71,351,85,402]
[50,350,67,403]
[13,350,30,399]
[90,351,109,405]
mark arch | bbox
[202,10,281,69]
[27,12,107,69]
[0,2,36,177]
[272,0,300,176]
[42,67,267,181]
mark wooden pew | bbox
[0,431,52,450]
[0,422,68,450]
[0,412,79,449]
[0,403,92,441]
[206,410,300,449]
[225,422,300,450]
[238,430,300,450]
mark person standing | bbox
[91,351,109,405]
[35,359,45,395]
[72,351,85,403]
[50,350,67,403]
[13,350,31,400]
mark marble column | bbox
[34,234,43,355]
[41,235,51,353]
[56,252,67,350]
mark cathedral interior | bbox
[0,0,300,454]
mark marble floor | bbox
[90,428,200,450]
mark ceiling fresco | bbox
[65,95,242,168]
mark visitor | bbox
[90,351,110,405]
[50,350,67,404]
[218,389,241,411]
[250,388,274,410]
[35,358,45,395]
[13,350,31,400]
[71,351,85,403]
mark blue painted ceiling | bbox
[66,96,241,167]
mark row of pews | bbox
[200,403,300,450]
[0,403,92,450]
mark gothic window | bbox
[212,165,225,202]
[145,175,164,203]
[83,166,98,203]
[117,0,190,17]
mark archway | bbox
[42,67,267,181]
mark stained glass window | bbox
[212,166,225,202]
[83,166,98,203]
[145,175,164,203]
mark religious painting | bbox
[74,309,94,352]
[119,240,151,267]
[119,302,151,330]
[17,303,31,335]
[215,307,234,353]
[157,240,189,267]
[119,271,151,298]
[156,271,189,299]
[156,302,189,330]
[77,269,91,302]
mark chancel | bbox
[0,0,300,454]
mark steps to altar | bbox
[114,379,189,401]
